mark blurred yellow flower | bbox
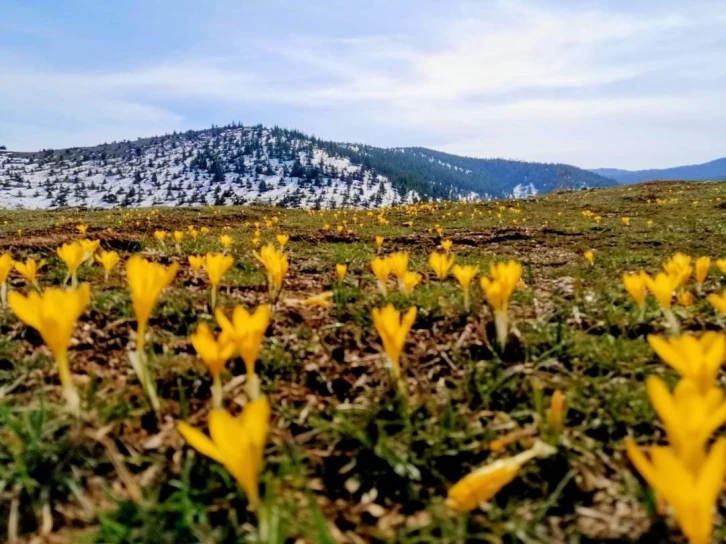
[707,290,726,314]
[76,224,88,235]
[375,236,384,253]
[446,441,555,513]
[371,256,392,295]
[188,254,204,274]
[716,258,726,274]
[154,230,168,244]
[644,272,677,309]
[335,263,347,281]
[178,398,270,510]
[0,253,14,306]
[200,226,210,235]
[191,322,236,408]
[215,304,271,399]
[648,332,726,395]
[676,291,695,307]
[173,230,184,245]
[8,283,91,414]
[622,272,648,308]
[219,234,234,251]
[276,234,289,248]
[621,217,631,225]
[663,253,693,288]
[625,437,725,544]
[254,243,289,301]
[400,271,422,294]
[429,251,455,280]
[694,256,710,291]
[302,291,334,308]
[203,252,234,309]
[646,376,726,473]
[441,239,453,253]
[79,239,100,263]
[389,252,409,280]
[15,258,44,288]
[548,390,566,436]
[452,264,479,311]
[57,241,84,287]
[583,249,595,266]
[371,304,416,380]
[95,250,120,281]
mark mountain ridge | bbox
[592,157,726,184]
[0,123,614,209]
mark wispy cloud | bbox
[0,0,724,168]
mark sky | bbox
[1,0,725,169]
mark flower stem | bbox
[56,350,80,416]
[662,308,680,336]
[494,310,509,350]
[1,282,6,306]
[210,286,217,311]
[211,373,223,409]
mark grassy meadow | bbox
[1,180,726,543]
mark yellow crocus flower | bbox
[335,263,347,281]
[452,264,479,311]
[388,252,409,280]
[622,272,647,308]
[646,376,726,473]
[707,289,726,314]
[663,253,693,289]
[625,437,726,544]
[154,230,168,244]
[583,249,595,266]
[188,254,204,274]
[676,291,695,307]
[621,216,631,225]
[254,243,288,301]
[57,241,85,287]
[694,256,710,291]
[375,236,384,253]
[400,271,422,294]
[191,322,236,408]
[371,304,416,381]
[215,304,271,399]
[95,250,120,281]
[126,256,179,410]
[76,223,88,235]
[178,398,270,510]
[219,234,233,251]
[173,230,184,244]
[480,260,523,348]
[716,258,726,274]
[276,234,289,248]
[441,239,453,253]
[8,283,91,414]
[15,258,44,288]
[371,256,392,295]
[648,332,726,395]
[79,238,100,261]
[428,251,455,280]
[202,252,234,309]
[0,253,14,306]
[643,272,677,308]
[548,390,566,436]
[446,441,555,513]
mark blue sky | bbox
[1,0,724,169]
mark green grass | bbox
[0,181,725,542]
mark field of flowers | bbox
[1,180,726,543]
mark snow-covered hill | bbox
[0,123,614,210]
[0,125,418,210]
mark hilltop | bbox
[0,124,613,209]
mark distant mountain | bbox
[0,124,614,210]
[592,157,726,184]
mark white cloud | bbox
[1,0,725,167]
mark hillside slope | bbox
[593,157,726,184]
[0,124,614,209]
